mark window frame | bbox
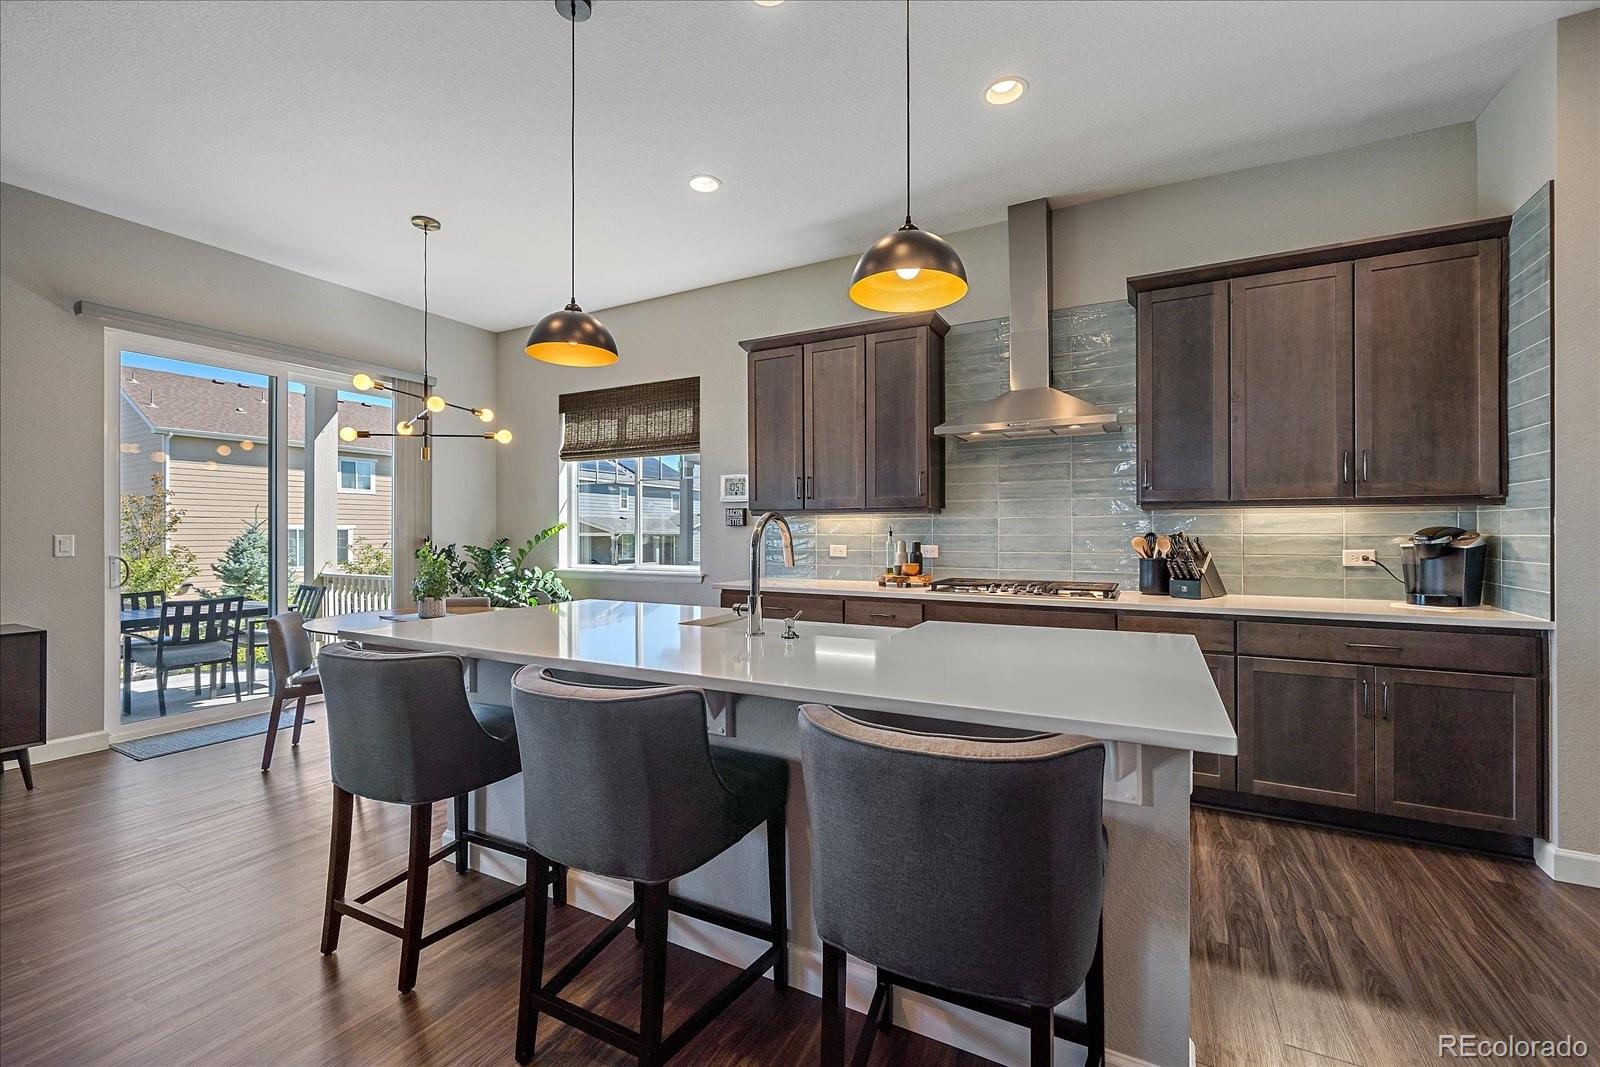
[289,523,358,571]
[561,452,702,577]
[339,456,376,493]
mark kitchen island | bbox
[322,600,1235,1067]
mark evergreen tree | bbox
[213,517,270,600]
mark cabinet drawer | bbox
[1237,621,1539,676]
[844,600,925,628]
[1118,613,1235,653]
[922,602,1116,630]
[764,594,844,623]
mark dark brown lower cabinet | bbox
[1375,667,1538,835]
[1193,654,1237,791]
[1236,656,1373,811]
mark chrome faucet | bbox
[746,511,794,636]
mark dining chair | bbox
[120,591,166,717]
[248,584,325,693]
[260,611,322,771]
[125,597,245,716]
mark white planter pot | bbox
[417,597,447,619]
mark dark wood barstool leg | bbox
[1085,918,1105,1067]
[291,695,307,746]
[552,862,568,907]
[633,881,646,942]
[637,881,669,1066]
[262,694,285,771]
[878,967,894,1030]
[454,794,470,874]
[1029,1004,1055,1066]
[820,941,847,1067]
[397,803,433,993]
[516,853,549,1064]
[766,810,789,988]
[320,785,355,953]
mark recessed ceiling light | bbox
[753,1,784,6]
[984,76,1027,106]
[688,174,722,193]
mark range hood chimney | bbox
[935,199,1118,441]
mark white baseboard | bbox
[467,844,1165,1067]
[1534,838,1600,888]
[1,729,110,769]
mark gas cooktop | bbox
[928,577,1120,600]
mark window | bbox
[339,457,374,492]
[566,454,700,570]
[288,524,357,572]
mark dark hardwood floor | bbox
[2,717,1596,1066]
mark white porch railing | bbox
[317,570,392,616]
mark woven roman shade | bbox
[559,377,700,462]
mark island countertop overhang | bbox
[324,601,1238,756]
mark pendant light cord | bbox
[422,227,430,389]
[903,0,911,227]
[569,9,577,308]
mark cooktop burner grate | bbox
[928,577,1120,600]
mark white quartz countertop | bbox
[322,601,1237,755]
[718,578,1553,630]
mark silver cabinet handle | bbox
[1360,450,1371,483]
[1361,676,1370,719]
[1381,681,1392,721]
[917,470,925,496]
[1345,642,1402,651]
[796,475,803,500]
[1342,450,1353,484]
[867,612,895,619]
[1141,459,1153,490]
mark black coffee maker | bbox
[1397,527,1487,607]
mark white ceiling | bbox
[1,0,1590,331]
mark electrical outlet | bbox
[53,533,75,558]
[829,544,848,558]
[922,544,939,559]
[1342,549,1377,568]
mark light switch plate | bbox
[922,544,939,559]
[53,533,75,557]
[1342,549,1377,567]
[829,544,848,558]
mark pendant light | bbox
[345,216,512,459]
[526,0,619,367]
[849,0,967,313]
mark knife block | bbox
[1169,554,1228,600]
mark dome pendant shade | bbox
[525,302,619,367]
[849,221,968,313]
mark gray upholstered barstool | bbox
[316,642,563,993]
[798,704,1108,1067]
[509,666,790,1066]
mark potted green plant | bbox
[412,543,452,619]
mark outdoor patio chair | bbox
[126,597,245,716]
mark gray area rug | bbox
[111,709,315,761]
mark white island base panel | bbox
[458,662,1193,1067]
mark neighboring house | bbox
[119,368,393,583]
[573,455,701,566]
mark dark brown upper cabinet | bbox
[1229,263,1354,501]
[747,346,805,511]
[1135,282,1229,503]
[1128,218,1510,506]
[1355,240,1503,499]
[743,313,946,513]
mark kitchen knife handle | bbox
[1342,450,1353,484]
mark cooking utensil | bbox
[1155,534,1172,559]
[1131,535,1152,559]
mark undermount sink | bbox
[682,613,894,641]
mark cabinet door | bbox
[748,346,805,512]
[803,336,867,510]
[865,327,934,509]
[1237,656,1373,810]
[1354,240,1503,499]
[1229,264,1354,501]
[1374,667,1538,835]
[1194,654,1237,791]
[1136,282,1229,503]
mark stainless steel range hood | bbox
[935,199,1118,441]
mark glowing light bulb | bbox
[493,428,513,444]
[351,373,375,391]
[396,421,414,436]
[339,425,359,443]
[425,394,446,413]
[215,444,232,457]
[238,439,254,451]
[896,267,922,280]
[151,451,167,464]
[476,407,494,423]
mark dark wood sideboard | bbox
[720,589,1546,855]
[1,624,48,790]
